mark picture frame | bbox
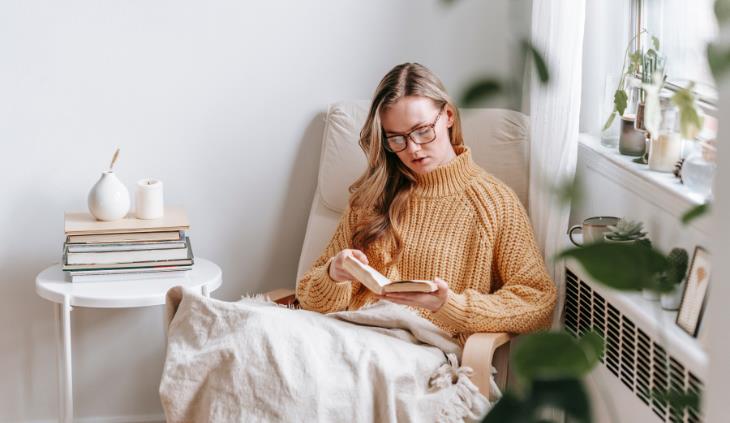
[676,246,711,337]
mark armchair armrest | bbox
[462,332,513,399]
[265,288,298,307]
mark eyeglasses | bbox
[383,104,445,153]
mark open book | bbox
[342,254,437,295]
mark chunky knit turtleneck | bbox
[296,145,557,343]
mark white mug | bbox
[568,216,620,246]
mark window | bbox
[642,0,718,96]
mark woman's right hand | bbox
[328,249,369,282]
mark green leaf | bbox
[652,35,660,50]
[602,111,617,131]
[614,89,628,116]
[671,82,704,139]
[681,203,711,225]
[530,379,591,423]
[552,176,583,208]
[522,40,550,84]
[715,0,730,24]
[708,43,730,79]
[653,390,701,412]
[461,79,503,107]
[482,391,535,422]
[558,243,669,292]
[629,51,642,73]
[578,331,604,363]
[512,332,602,382]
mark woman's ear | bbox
[445,105,455,128]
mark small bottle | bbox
[648,102,683,173]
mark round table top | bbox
[35,257,222,308]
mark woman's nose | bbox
[405,137,422,154]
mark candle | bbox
[135,178,164,219]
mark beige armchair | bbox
[265,101,530,398]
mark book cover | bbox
[342,254,437,295]
[62,238,194,270]
[66,230,183,244]
[64,237,191,265]
[66,240,187,253]
[71,269,190,283]
[68,265,193,276]
[64,207,189,235]
[62,258,194,271]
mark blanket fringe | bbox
[429,353,492,422]
[239,293,299,310]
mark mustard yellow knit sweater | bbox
[296,145,557,341]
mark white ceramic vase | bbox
[88,171,130,221]
[642,288,660,301]
[660,281,685,311]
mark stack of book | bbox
[62,207,194,283]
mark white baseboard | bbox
[21,413,165,423]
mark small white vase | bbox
[660,282,685,311]
[642,288,660,301]
[88,171,130,221]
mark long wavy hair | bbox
[349,63,464,266]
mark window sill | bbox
[577,133,710,236]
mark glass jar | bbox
[600,74,621,148]
[683,141,717,199]
[648,102,683,173]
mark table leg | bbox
[54,297,73,423]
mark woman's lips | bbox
[412,156,428,165]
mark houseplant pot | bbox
[660,281,685,310]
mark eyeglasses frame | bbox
[383,103,447,153]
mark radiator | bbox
[563,264,706,423]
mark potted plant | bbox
[603,31,665,157]
[603,219,660,300]
[603,219,648,244]
[658,248,690,310]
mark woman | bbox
[296,62,556,344]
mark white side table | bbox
[35,257,222,423]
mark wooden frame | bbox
[676,246,711,337]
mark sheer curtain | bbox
[528,0,585,327]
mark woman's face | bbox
[379,96,456,175]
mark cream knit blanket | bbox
[159,287,492,422]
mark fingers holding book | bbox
[328,249,369,282]
[378,277,450,312]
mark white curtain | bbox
[528,0,585,328]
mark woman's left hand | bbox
[377,277,449,312]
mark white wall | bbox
[0,0,530,421]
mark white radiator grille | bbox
[564,270,704,422]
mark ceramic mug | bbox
[568,216,620,247]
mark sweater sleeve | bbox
[295,206,356,313]
[430,183,557,334]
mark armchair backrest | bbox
[296,100,529,281]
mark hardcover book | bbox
[64,207,189,235]
[342,254,437,295]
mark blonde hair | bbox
[349,63,464,266]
